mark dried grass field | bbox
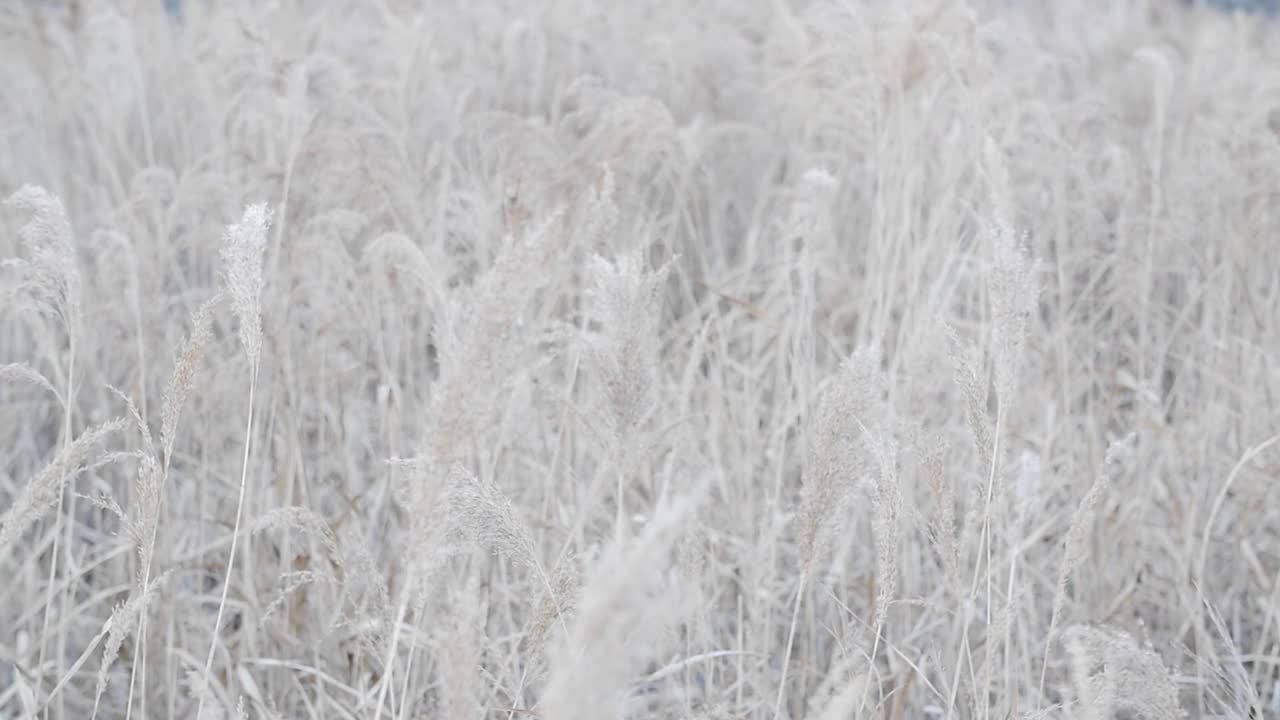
[2,1,1280,718]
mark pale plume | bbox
[220,203,272,365]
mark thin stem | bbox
[38,333,74,720]
[196,362,258,720]
[858,623,884,715]
[773,567,807,720]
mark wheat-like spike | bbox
[0,362,63,404]
[94,571,170,714]
[105,384,153,452]
[945,324,993,473]
[79,491,125,521]
[0,418,125,554]
[525,551,580,661]
[869,432,902,630]
[924,437,960,594]
[161,292,220,465]
[1051,433,1135,633]
[105,385,164,569]
[130,450,163,568]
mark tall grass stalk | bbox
[196,204,270,720]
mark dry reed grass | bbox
[1,2,1278,718]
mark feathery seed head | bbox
[0,418,125,554]
[541,491,700,720]
[526,552,580,660]
[220,203,272,365]
[96,572,171,710]
[946,323,994,471]
[798,349,882,568]
[445,464,537,568]
[586,250,673,445]
[4,186,81,331]
[0,363,62,403]
[868,432,901,629]
[161,293,220,464]
[1052,433,1136,634]
[982,138,1038,403]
